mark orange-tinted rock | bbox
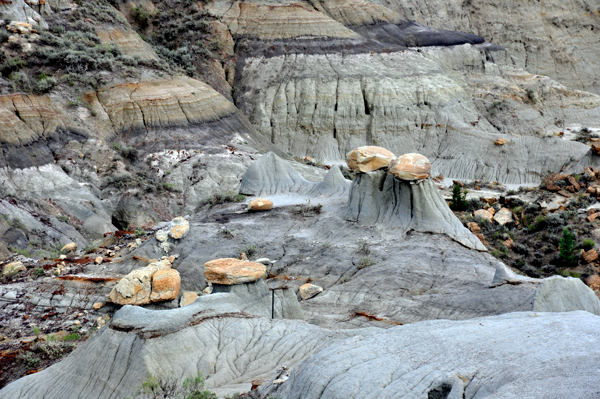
[204,258,266,285]
[494,138,508,145]
[299,283,323,300]
[345,146,395,173]
[168,217,189,240]
[476,234,487,246]
[179,291,198,307]
[150,268,181,302]
[474,209,493,223]
[583,249,599,263]
[588,213,598,223]
[248,198,274,211]
[466,222,481,233]
[586,274,600,290]
[388,153,431,181]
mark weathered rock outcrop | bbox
[0,289,320,398]
[240,152,351,197]
[268,311,600,399]
[347,169,486,250]
[533,276,600,315]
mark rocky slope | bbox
[1,0,600,397]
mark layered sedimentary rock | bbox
[235,44,598,184]
[96,25,160,62]
[365,0,600,95]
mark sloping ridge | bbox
[239,152,351,197]
[273,311,600,399]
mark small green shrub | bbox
[449,183,468,211]
[163,183,178,192]
[17,352,41,368]
[129,372,216,399]
[202,191,246,207]
[582,238,596,251]
[357,257,376,269]
[559,228,577,266]
[33,268,46,278]
[63,333,80,341]
[357,239,370,255]
[242,244,258,258]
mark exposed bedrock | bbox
[235,44,599,184]
[269,311,600,399]
[365,0,600,95]
[347,170,486,251]
[0,297,351,399]
[239,151,351,197]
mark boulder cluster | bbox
[107,257,181,306]
[346,146,432,182]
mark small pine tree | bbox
[449,182,468,211]
[559,228,577,267]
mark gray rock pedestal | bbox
[346,170,486,251]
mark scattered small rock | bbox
[62,243,77,253]
[494,138,508,145]
[94,256,103,265]
[179,291,198,307]
[156,230,169,242]
[588,213,599,223]
[474,209,493,223]
[149,268,181,302]
[493,208,514,225]
[2,261,25,276]
[476,234,487,245]
[92,302,104,310]
[466,222,480,234]
[583,249,599,263]
[299,283,323,300]
[3,291,17,299]
[169,217,190,240]
[248,198,274,211]
[586,274,600,291]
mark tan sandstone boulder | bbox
[388,153,431,181]
[179,291,198,307]
[474,209,493,223]
[108,266,157,305]
[248,198,274,211]
[204,258,266,285]
[493,208,514,225]
[61,243,77,253]
[2,261,25,276]
[586,274,600,291]
[346,146,395,173]
[149,268,181,302]
[299,283,323,300]
[583,249,599,263]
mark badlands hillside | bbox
[1,0,600,398]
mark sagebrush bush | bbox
[582,238,595,251]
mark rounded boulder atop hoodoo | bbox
[345,146,396,173]
[388,153,431,181]
[346,148,485,251]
